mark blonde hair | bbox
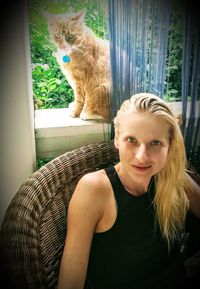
[114,93,190,248]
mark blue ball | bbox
[63,55,70,63]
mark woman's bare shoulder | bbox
[79,169,108,185]
[69,169,111,213]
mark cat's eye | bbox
[55,33,61,39]
[127,137,137,143]
[65,34,75,43]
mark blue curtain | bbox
[108,0,200,171]
[181,2,200,171]
[108,0,172,118]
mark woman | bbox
[57,93,200,289]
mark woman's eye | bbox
[150,140,161,146]
[127,137,137,143]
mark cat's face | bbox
[45,9,86,54]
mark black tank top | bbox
[85,166,187,289]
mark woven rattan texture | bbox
[0,140,119,289]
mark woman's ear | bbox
[176,114,182,126]
[114,133,119,149]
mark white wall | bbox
[0,1,36,225]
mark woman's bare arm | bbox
[57,172,106,289]
[186,173,200,219]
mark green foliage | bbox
[37,157,53,169]
[32,61,74,108]
[28,0,107,109]
[164,2,184,102]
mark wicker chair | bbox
[0,140,199,289]
[0,140,119,289]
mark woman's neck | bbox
[115,163,152,196]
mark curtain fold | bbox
[107,0,200,171]
[108,0,172,121]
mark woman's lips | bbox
[132,164,152,172]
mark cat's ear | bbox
[42,11,58,27]
[70,9,86,25]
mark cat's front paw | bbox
[80,111,104,121]
[79,110,89,120]
[68,101,78,118]
[69,111,77,118]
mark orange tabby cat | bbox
[45,9,110,122]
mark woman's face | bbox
[114,111,170,183]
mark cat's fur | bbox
[45,9,111,121]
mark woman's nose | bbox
[135,144,149,162]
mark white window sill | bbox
[35,108,111,158]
